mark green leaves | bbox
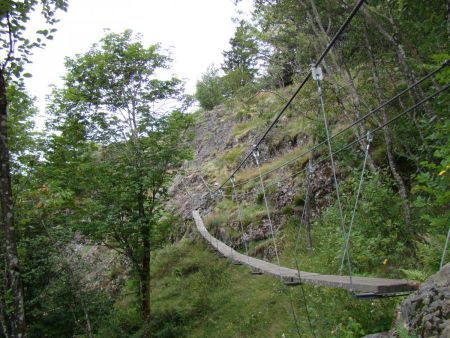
[1,0,68,80]
[43,31,193,321]
[55,30,184,143]
[222,20,259,83]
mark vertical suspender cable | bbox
[231,176,250,265]
[339,132,372,276]
[252,148,304,337]
[253,147,283,279]
[290,163,317,338]
[312,65,354,290]
[440,227,450,269]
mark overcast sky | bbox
[24,0,253,125]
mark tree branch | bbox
[3,12,15,71]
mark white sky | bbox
[23,0,253,125]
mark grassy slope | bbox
[149,239,398,338]
[146,85,414,337]
[101,80,433,337]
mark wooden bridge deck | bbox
[193,210,419,295]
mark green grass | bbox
[221,145,246,165]
[231,116,265,139]
[123,83,415,337]
[98,229,399,338]
[240,204,266,226]
[235,142,312,189]
[146,240,398,337]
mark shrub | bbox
[204,213,228,231]
[195,66,226,110]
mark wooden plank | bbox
[193,210,419,294]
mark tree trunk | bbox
[0,293,8,338]
[306,0,378,173]
[138,190,151,337]
[363,25,412,227]
[361,5,431,116]
[0,69,25,338]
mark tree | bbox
[222,20,259,87]
[0,1,67,336]
[195,66,226,110]
[47,30,192,334]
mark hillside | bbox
[1,1,448,337]
[152,72,447,336]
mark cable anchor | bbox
[310,64,323,81]
[252,144,260,160]
[230,175,236,185]
[307,160,315,175]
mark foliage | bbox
[0,0,68,82]
[42,30,193,330]
[6,85,38,171]
[195,66,226,110]
[97,240,399,337]
[4,0,449,336]
[222,20,259,85]
[413,104,450,233]
[305,173,418,275]
[1,2,68,336]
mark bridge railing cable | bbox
[339,132,372,275]
[197,78,447,211]
[212,0,366,193]
[240,83,450,197]
[200,82,450,210]
[231,60,448,189]
[291,164,317,337]
[312,65,354,288]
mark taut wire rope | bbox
[312,65,353,289]
[290,161,317,337]
[231,60,448,189]
[249,83,449,202]
[196,81,449,215]
[253,84,449,227]
[252,149,304,337]
[339,132,373,275]
[252,146,283,278]
[440,227,450,270]
[213,0,366,193]
[231,176,250,265]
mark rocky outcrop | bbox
[364,263,450,338]
[395,263,450,337]
[168,103,342,245]
[70,234,129,295]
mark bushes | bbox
[312,173,419,275]
[96,292,142,338]
[195,66,226,110]
[204,213,228,231]
[195,66,258,111]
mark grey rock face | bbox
[364,264,450,338]
[397,263,450,337]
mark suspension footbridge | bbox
[193,210,419,296]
